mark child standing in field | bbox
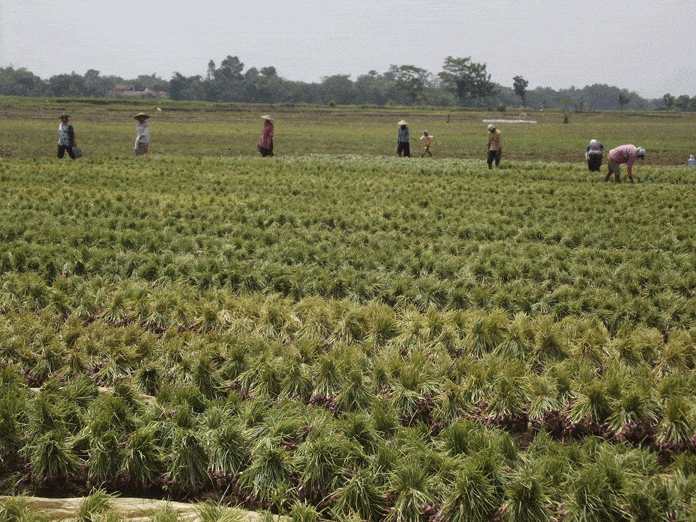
[134,113,150,157]
[420,130,434,157]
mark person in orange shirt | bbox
[487,124,502,169]
[420,130,435,157]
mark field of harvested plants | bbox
[2,102,696,522]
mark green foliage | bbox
[0,497,48,522]
[4,146,696,520]
[167,428,210,490]
[194,501,243,522]
[76,489,118,522]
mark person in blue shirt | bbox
[396,120,410,157]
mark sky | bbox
[1,0,695,99]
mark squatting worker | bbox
[134,113,150,157]
[605,144,646,183]
[487,124,502,169]
[258,115,274,157]
[397,120,410,157]
[585,139,604,172]
[57,113,77,160]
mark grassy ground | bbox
[3,99,696,521]
[1,96,694,164]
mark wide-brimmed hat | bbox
[261,115,274,122]
[398,120,408,125]
[134,113,149,120]
[487,124,496,131]
[60,113,70,119]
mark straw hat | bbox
[398,120,408,125]
[134,113,149,120]
[487,124,496,131]
[261,115,274,122]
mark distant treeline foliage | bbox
[2,56,693,111]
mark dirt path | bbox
[0,496,286,522]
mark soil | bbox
[0,496,285,522]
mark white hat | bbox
[261,115,274,122]
[487,124,495,131]
[589,139,597,144]
[636,147,646,158]
[398,120,408,125]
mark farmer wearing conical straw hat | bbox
[258,115,274,157]
[134,113,150,157]
[396,120,410,157]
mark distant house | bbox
[108,84,168,98]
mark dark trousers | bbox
[397,142,410,157]
[258,143,274,157]
[57,145,76,159]
[587,154,602,172]
[487,150,501,168]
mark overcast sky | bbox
[1,0,694,99]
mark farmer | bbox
[57,113,77,160]
[420,130,434,157]
[258,115,274,157]
[134,113,150,157]
[605,144,646,183]
[487,124,502,169]
[585,139,604,172]
[396,120,410,157]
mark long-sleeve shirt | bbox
[259,122,274,149]
[585,142,604,154]
[58,123,74,146]
[397,126,410,143]
[609,144,638,165]
[609,144,639,172]
[136,121,149,144]
[488,130,502,151]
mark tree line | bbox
[1,55,693,112]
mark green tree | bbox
[618,89,630,110]
[83,69,116,97]
[513,75,529,107]
[0,66,46,96]
[675,94,692,111]
[390,65,430,103]
[169,72,204,100]
[354,70,388,105]
[662,93,675,110]
[216,55,244,81]
[321,74,355,105]
[438,56,496,106]
[47,73,87,97]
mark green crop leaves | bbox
[4,154,696,520]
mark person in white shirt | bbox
[134,113,150,156]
